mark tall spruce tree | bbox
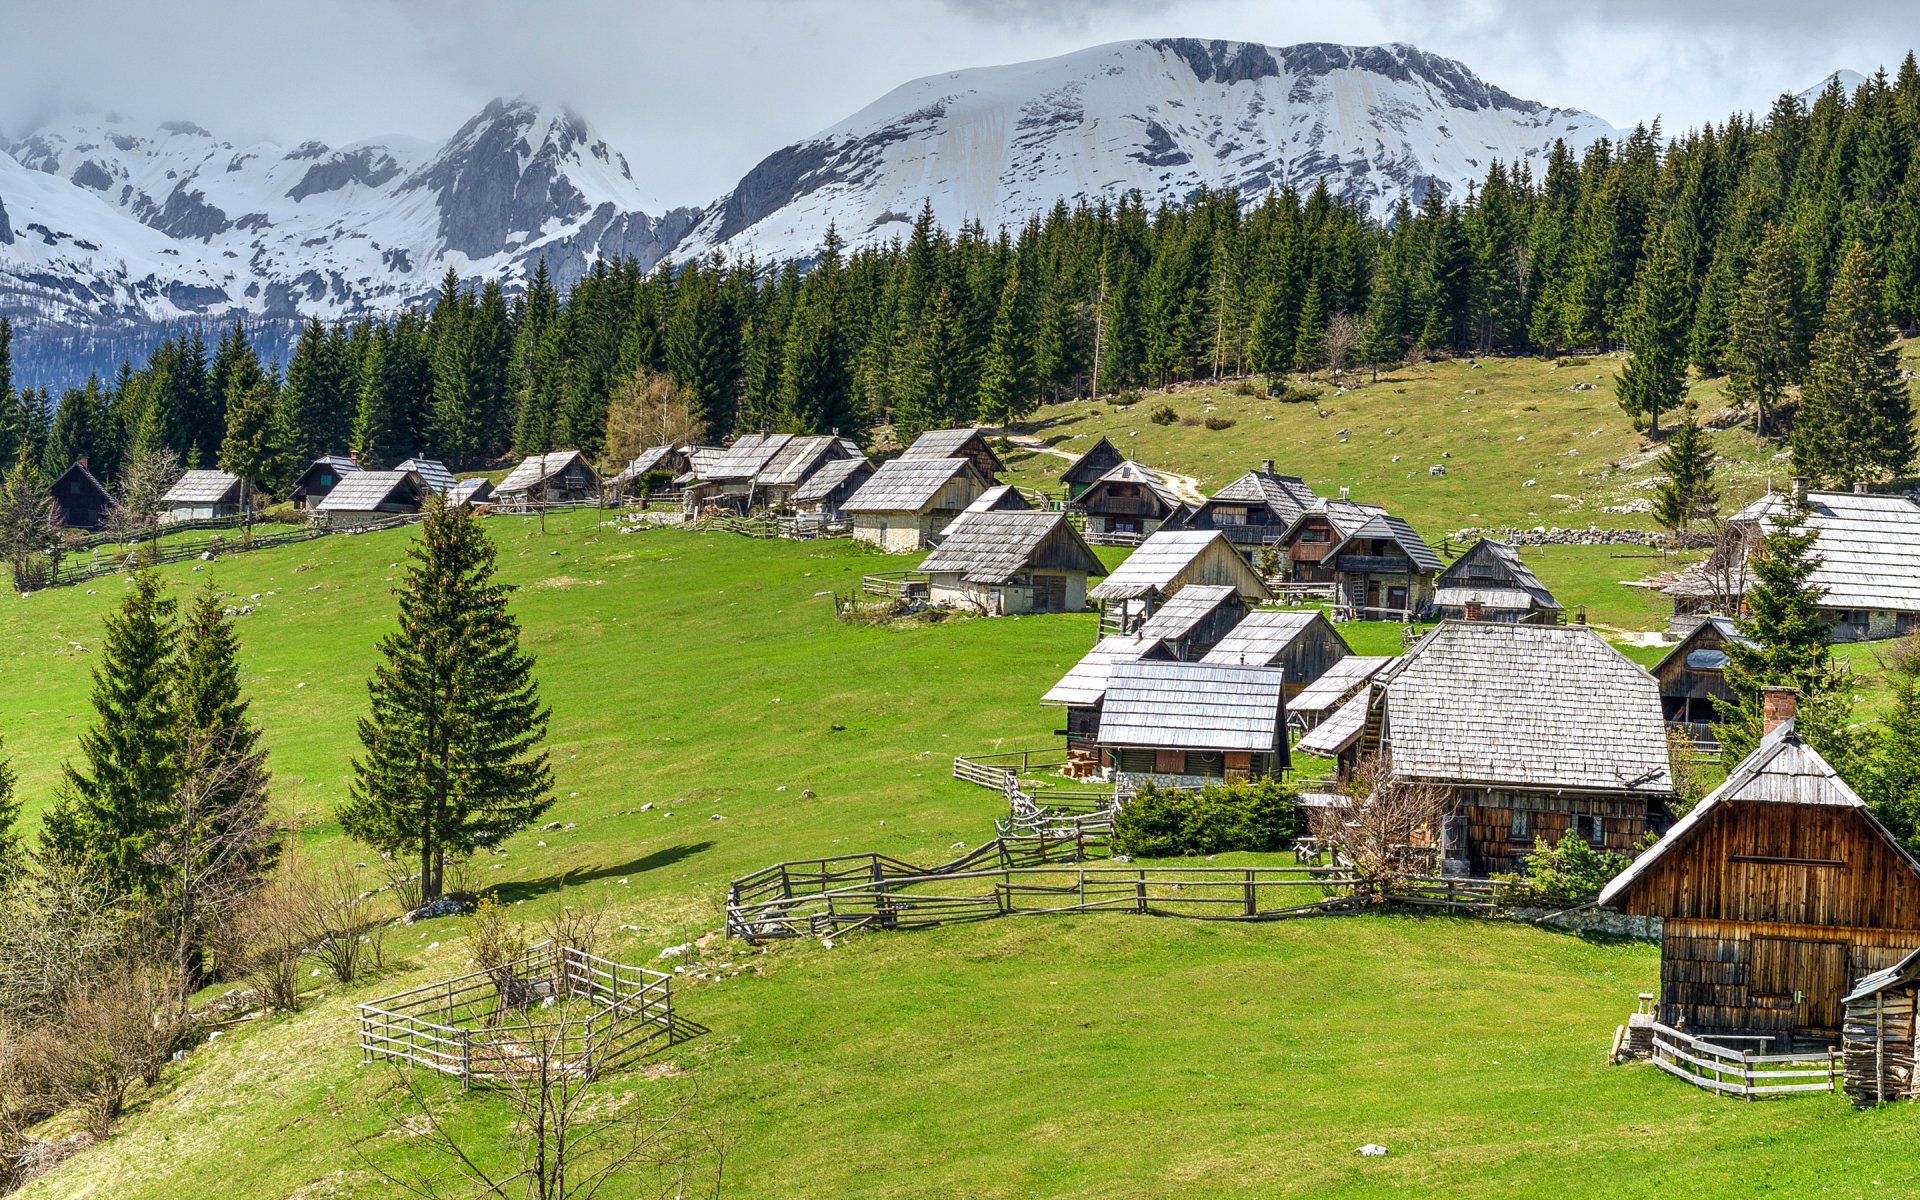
[1714,494,1855,768]
[1616,225,1689,434]
[174,586,274,883]
[40,571,181,894]
[220,381,284,522]
[1727,222,1805,437]
[1793,241,1914,484]
[340,498,553,902]
[1867,639,1920,854]
[1651,406,1719,540]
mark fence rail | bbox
[358,942,672,1086]
[1081,530,1145,547]
[862,570,930,599]
[1648,1022,1839,1098]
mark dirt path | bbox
[999,432,1208,505]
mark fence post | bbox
[1742,1050,1753,1100]
[461,1030,473,1089]
[1136,869,1147,914]
[1245,869,1257,917]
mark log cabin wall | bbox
[1844,984,1918,1105]
[1455,790,1654,876]
[1659,918,1920,1039]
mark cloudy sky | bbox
[4,0,1918,210]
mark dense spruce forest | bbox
[4,65,1920,496]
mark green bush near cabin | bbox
[1112,778,1299,858]
[1501,830,1639,906]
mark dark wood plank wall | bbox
[1458,793,1652,876]
[1277,626,1349,700]
[1660,917,1920,1037]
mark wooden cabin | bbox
[395,457,456,496]
[1662,484,1920,641]
[1338,621,1675,876]
[495,450,600,506]
[1087,529,1272,633]
[1042,632,1174,757]
[608,445,691,497]
[1180,461,1319,563]
[1095,660,1288,788]
[940,484,1031,533]
[844,457,989,550]
[898,427,1004,483]
[313,470,429,526]
[448,478,495,507]
[1287,655,1393,734]
[917,510,1106,614]
[1651,616,1749,743]
[49,460,113,530]
[160,470,256,524]
[789,457,873,525]
[1433,538,1563,624]
[1128,585,1248,661]
[1201,609,1353,700]
[755,436,863,511]
[1076,461,1185,541]
[1059,435,1125,500]
[1600,692,1920,1046]
[1278,497,1443,619]
[289,455,360,509]
[686,433,792,515]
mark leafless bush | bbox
[1306,756,1453,890]
[46,962,188,1138]
[542,894,610,999]
[0,860,129,1025]
[470,897,533,1018]
[300,860,391,985]
[105,449,181,550]
[237,854,313,1012]
[1323,312,1363,383]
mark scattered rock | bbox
[640,801,654,812]
[404,897,470,923]
[1358,1144,1388,1157]
[801,788,815,799]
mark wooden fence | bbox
[1648,1022,1839,1098]
[861,570,929,600]
[358,942,673,1087]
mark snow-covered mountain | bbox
[677,39,1617,262]
[1,38,1619,381]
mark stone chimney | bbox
[1855,481,1870,494]
[1762,686,1799,736]
[1463,597,1484,622]
[1262,459,1275,474]
[1792,476,1809,505]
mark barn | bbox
[1600,691,1920,1047]
[844,457,989,550]
[395,457,457,496]
[916,510,1105,614]
[495,451,600,505]
[1180,461,1320,562]
[1075,460,1186,542]
[1095,660,1288,788]
[1651,616,1750,744]
[608,445,691,497]
[313,470,430,526]
[49,461,114,530]
[1433,538,1563,624]
[1086,529,1271,633]
[160,470,255,524]
[289,456,360,509]
[1201,609,1353,699]
[789,457,874,525]
[1059,435,1125,499]
[1127,584,1248,661]
[1042,632,1173,756]
[753,436,864,511]
[898,427,1004,483]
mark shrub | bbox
[1112,778,1299,858]
[1275,384,1324,405]
[1204,415,1236,431]
[1111,390,1145,409]
[259,500,304,526]
[1510,830,1634,906]
[1233,379,1261,397]
[1148,404,1179,426]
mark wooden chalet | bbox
[1059,435,1125,500]
[1286,654,1393,733]
[395,457,456,496]
[1651,616,1750,743]
[1283,501,1442,621]
[1094,660,1288,788]
[1334,621,1674,876]
[608,445,691,496]
[898,427,1004,482]
[1042,632,1172,755]
[313,470,430,526]
[1662,483,1920,641]
[1086,529,1271,632]
[683,433,791,515]
[1600,692,1920,1046]
[448,478,495,507]
[290,455,360,509]
[1181,461,1319,562]
[1128,584,1248,661]
[1201,609,1352,700]
[917,510,1105,614]
[940,484,1031,533]
[160,470,255,524]
[1076,460,1185,541]
[495,450,600,505]
[1433,538,1562,624]
[843,456,989,550]
[789,457,873,524]
[754,435,863,511]
[49,460,113,530]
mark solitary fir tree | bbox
[219,381,282,530]
[1867,638,1920,854]
[175,585,274,880]
[1793,242,1915,485]
[340,498,553,902]
[1726,222,1805,437]
[1292,279,1325,376]
[41,571,181,894]
[1651,406,1718,540]
[1615,227,1689,435]
[1713,495,1855,768]
[0,446,57,590]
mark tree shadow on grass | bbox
[492,840,716,904]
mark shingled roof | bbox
[1086,459,1185,509]
[162,470,245,505]
[754,435,847,488]
[1133,585,1239,644]
[315,470,427,514]
[395,458,455,495]
[1435,538,1560,610]
[1722,489,1920,614]
[1327,512,1445,573]
[1206,467,1319,521]
[918,510,1104,585]
[497,451,590,496]
[843,457,981,513]
[611,446,679,485]
[1288,654,1394,717]
[1041,634,1166,707]
[1202,609,1345,666]
[1369,622,1671,794]
[1097,660,1286,754]
[703,433,791,482]
[1060,436,1126,487]
[899,427,1004,473]
[1296,690,1369,756]
[791,456,872,503]
[1087,529,1270,602]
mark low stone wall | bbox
[1508,904,1661,939]
[1446,526,1666,548]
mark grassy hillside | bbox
[8,512,1920,1199]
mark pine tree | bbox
[1867,639,1920,853]
[40,571,181,894]
[976,266,1035,423]
[340,499,553,902]
[174,586,274,883]
[1292,279,1325,376]
[219,381,284,521]
[894,285,965,438]
[1615,225,1689,434]
[1727,222,1804,436]
[1715,495,1855,768]
[0,446,58,591]
[1651,406,1718,540]
[0,740,19,874]
[1792,241,1914,484]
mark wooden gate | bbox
[1033,573,1067,612]
[1752,937,1848,1035]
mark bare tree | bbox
[366,1032,730,1200]
[1306,756,1454,892]
[1322,313,1363,385]
[0,859,129,1025]
[106,449,182,559]
[42,961,186,1138]
[603,370,705,478]
[0,451,63,591]
[236,851,314,1013]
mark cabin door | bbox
[1033,574,1067,612]
[1750,937,1848,1034]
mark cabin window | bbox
[1300,528,1329,543]
[318,472,333,487]
[1115,748,1157,774]
[1508,810,1529,842]
[1185,751,1223,778]
[1584,814,1605,845]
